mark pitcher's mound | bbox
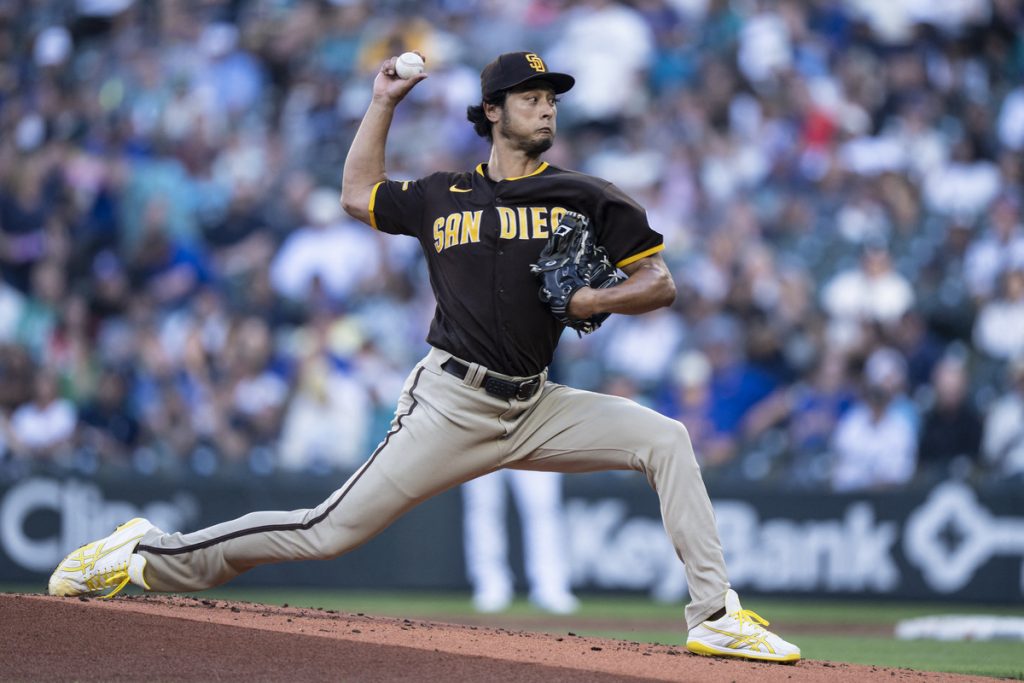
[0,594,985,682]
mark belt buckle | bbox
[484,375,516,400]
[515,377,540,401]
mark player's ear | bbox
[484,101,502,124]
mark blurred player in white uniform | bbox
[463,471,578,614]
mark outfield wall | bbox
[2,472,1021,603]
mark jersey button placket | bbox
[493,189,514,366]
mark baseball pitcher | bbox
[49,51,799,664]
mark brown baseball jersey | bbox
[368,162,665,376]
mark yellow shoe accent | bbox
[90,572,132,599]
[687,639,801,663]
[48,518,154,598]
[686,589,801,663]
[702,608,775,651]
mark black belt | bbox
[441,358,542,401]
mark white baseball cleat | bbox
[686,589,801,663]
[472,586,513,613]
[48,518,154,599]
[530,590,580,615]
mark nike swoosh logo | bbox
[449,185,472,193]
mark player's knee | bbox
[652,418,690,450]
[650,420,698,467]
[315,520,371,560]
[318,534,355,560]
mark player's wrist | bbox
[369,93,400,110]
[568,287,600,320]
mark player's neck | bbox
[485,144,544,181]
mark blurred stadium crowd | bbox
[1,0,1023,491]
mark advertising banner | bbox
[1,473,1020,602]
[564,476,1024,603]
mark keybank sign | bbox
[1,476,1020,599]
[0,478,199,572]
[567,482,1024,600]
[716,501,900,592]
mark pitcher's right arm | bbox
[340,54,427,226]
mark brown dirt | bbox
[0,593,992,682]
[434,614,893,637]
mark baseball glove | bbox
[530,211,625,335]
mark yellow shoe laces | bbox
[735,609,770,630]
[99,573,133,599]
[80,554,133,599]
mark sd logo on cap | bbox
[480,52,575,99]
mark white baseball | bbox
[395,52,425,79]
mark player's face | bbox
[496,86,558,155]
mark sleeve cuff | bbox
[616,243,664,268]
[368,181,384,230]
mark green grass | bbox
[793,636,1023,680]
[741,597,1024,624]
[567,630,1024,680]
[5,584,1021,679]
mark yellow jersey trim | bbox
[616,243,664,268]
[368,181,384,230]
[474,162,549,181]
[505,162,549,181]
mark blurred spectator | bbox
[998,86,1024,151]
[7,370,77,463]
[736,3,792,85]
[44,293,100,403]
[891,310,945,392]
[0,156,56,293]
[661,350,727,467]
[922,138,1001,219]
[0,267,25,342]
[549,0,654,130]
[270,187,382,308]
[235,261,306,329]
[0,345,34,415]
[963,197,1024,302]
[78,367,140,465]
[743,350,855,486]
[263,170,316,237]
[132,329,204,466]
[128,202,211,310]
[223,317,290,465]
[599,308,686,391]
[201,181,275,289]
[278,346,371,473]
[821,239,915,350]
[703,316,781,467]
[195,22,265,121]
[831,347,918,492]
[88,251,132,323]
[917,354,982,480]
[981,357,1024,479]
[972,268,1024,361]
[16,260,65,357]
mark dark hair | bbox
[466,91,508,141]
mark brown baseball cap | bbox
[480,52,575,99]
